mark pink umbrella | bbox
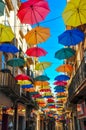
[53,81,67,86]
[17,0,50,25]
[25,47,47,57]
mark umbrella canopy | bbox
[24,26,50,45]
[34,75,50,81]
[34,81,50,86]
[0,0,5,16]
[0,43,19,54]
[62,0,86,27]
[0,24,15,43]
[15,74,31,80]
[54,81,67,86]
[58,29,84,46]
[17,80,32,85]
[56,64,73,73]
[7,58,25,67]
[17,0,50,25]
[54,89,65,92]
[21,84,33,89]
[25,47,47,57]
[40,88,51,92]
[35,61,52,70]
[54,74,70,81]
[55,47,75,60]
[54,86,66,90]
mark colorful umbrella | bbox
[0,43,19,54]
[0,24,15,43]
[54,74,70,81]
[24,26,50,45]
[21,84,33,89]
[35,61,52,70]
[7,58,25,67]
[34,81,49,86]
[17,80,32,85]
[0,0,5,16]
[40,88,51,92]
[15,74,31,80]
[56,64,73,73]
[54,86,66,90]
[58,29,84,46]
[34,75,50,81]
[62,0,86,27]
[17,0,50,25]
[55,47,75,60]
[25,47,47,57]
[54,81,67,86]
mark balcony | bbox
[0,69,20,100]
[0,69,38,108]
[68,58,86,103]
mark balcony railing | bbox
[0,70,20,96]
[68,58,86,102]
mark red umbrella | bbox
[40,89,51,92]
[25,47,47,57]
[15,74,31,80]
[54,81,67,86]
[17,0,50,25]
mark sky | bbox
[38,0,67,91]
[21,0,66,93]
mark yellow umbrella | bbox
[17,80,32,85]
[0,24,15,42]
[24,26,50,45]
[35,61,52,70]
[62,0,86,27]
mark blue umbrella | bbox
[54,74,70,81]
[58,29,84,46]
[0,43,19,54]
[54,89,65,92]
[21,84,33,89]
[34,75,50,81]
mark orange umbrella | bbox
[24,88,35,92]
[24,26,50,45]
[34,81,50,86]
[56,64,73,73]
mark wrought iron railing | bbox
[68,58,86,101]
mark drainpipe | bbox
[13,101,18,130]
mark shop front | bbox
[77,101,86,130]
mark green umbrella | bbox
[34,75,50,81]
[0,0,5,16]
[7,58,25,67]
[55,47,75,60]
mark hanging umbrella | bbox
[15,74,31,80]
[56,64,73,73]
[21,84,33,89]
[54,81,67,86]
[17,0,50,25]
[55,47,75,60]
[58,29,84,46]
[0,0,5,16]
[17,80,32,85]
[40,85,51,89]
[7,58,25,67]
[54,74,70,81]
[34,81,50,86]
[0,24,15,43]
[25,47,47,57]
[35,61,52,70]
[62,0,86,27]
[24,88,35,92]
[34,75,50,81]
[0,43,19,54]
[54,86,66,90]
[40,88,51,92]
[24,26,50,45]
